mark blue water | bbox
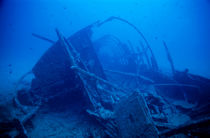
[0,1,210,137]
[0,0,210,91]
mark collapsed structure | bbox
[1,17,210,137]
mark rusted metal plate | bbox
[114,92,158,138]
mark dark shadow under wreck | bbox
[0,17,210,138]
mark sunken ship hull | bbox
[1,17,210,138]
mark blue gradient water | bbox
[0,0,210,93]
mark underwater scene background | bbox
[0,0,210,137]
[1,0,210,92]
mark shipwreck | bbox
[0,16,210,137]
